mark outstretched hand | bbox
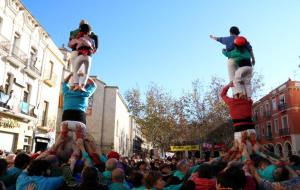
[209,35,217,40]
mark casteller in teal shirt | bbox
[62,82,96,112]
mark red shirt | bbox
[220,86,253,120]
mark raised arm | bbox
[209,35,219,41]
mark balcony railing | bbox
[0,34,11,54]
[26,56,41,75]
[0,91,10,107]
[11,46,28,64]
[279,128,290,136]
[278,103,287,111]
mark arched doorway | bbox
[284,142,292,157]
[275,144,283,157]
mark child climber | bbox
[210,26,255,95]
[222,36,253,98]
[69,23,96,91]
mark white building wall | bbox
[0,0,65,152]
[114,92,130,156]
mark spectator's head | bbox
[166,176,181,186]
[28,160,51,177]
[229,26,240,36]
[144,171,165,190]
[129,171,144,188]
[177,160,190,174]
[81,166,100,184]
[180,180,196,190]
[217,166,246,190]
[160,164,171,175]
[14,153,30,169]
[106,158,117,171]
[289,155,300,166]
[0,159,8,175]
[197,163,213,179]
[258,157,271,169]
[137,161,147,171]
[6,153,16,167]
[273,167,290,182]
[44,155,59,168]
[112,168,125,183]
[211,161,228,177]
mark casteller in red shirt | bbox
[220,84,255,132]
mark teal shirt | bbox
[222,48,251,62]
[189,165,201,174]
[102,171,112,185]
[62,82,96,112]
[164,184,182,190]
[257,165,277,182]
[132,186,155,190]
[16,172,64,190]
[173,170,185,180]
[109,182,130,190]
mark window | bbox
[267,122,272,136]
[281,116,288,129]
[30,47,38,67]
[0,17,3,34]
[23,84,31,103]
[4,73,12,94]
[260,106,264,117]
[12,33,21,54]
[274,119,279,133]
[265,103,270,113]
[41,101,49,126]
[272,98,277,111]
[279,94,285,105]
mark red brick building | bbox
[253,79,300,157]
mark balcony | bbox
[278,103,287,112]
[0,97,37,122]
[24,56,41,78]
[279,128,290,136]
[0,91,10,108]
[6,46,28,67]
[0,34,11,55]
[44,72,58,87]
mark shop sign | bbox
[0,118,20,128]
[170,145,200,151]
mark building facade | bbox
[253,79,300,157]
[0,0,65,153]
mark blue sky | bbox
[22,0,300,98]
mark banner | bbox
[170,145,200,151]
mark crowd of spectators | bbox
[0,130,299,190]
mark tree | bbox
[125,72,265,154]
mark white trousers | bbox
[234,66,253,98]
[227,58,238,95]
[72,55,92,86]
